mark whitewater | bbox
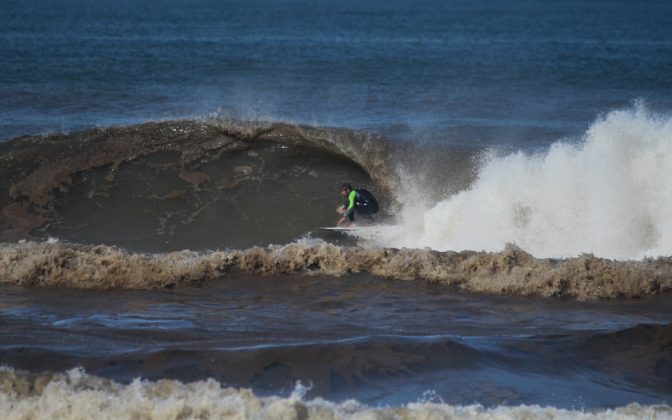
[2,367,671,420]
[386,106,672,260]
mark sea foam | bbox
[2,240,670,299]
[1,367,669,420]
[388,105,672,260]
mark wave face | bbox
[1,367,670,419]
[0,118,476,251]
[387,106,672,260]
[0,120,400,251]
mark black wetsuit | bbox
[344,188,379,222]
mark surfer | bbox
[336,183,379,227]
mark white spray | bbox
[383,105,672,260]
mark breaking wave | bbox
[2,240,671,300]
[0,117,472,251]
[1,106,671,262]
[0,367,669,419]
[387,105,672,260]
[0,119,400,249]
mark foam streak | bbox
[1,240,670,300]
[1,367,670,419]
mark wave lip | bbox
[2,240,671,300]
[1,367,670,419]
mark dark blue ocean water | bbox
[2,0,671,145]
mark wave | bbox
[387,105,672,260]
[3,323,668,402]
[0,334,492,398]
[2,240,671,299]
[1,106,671,261]
[0,119,402,247]
[0,117,475,251]
[0,367,669,419]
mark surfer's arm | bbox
[347,190,356,211]
[338,191,357,225]
[337,190,357,225]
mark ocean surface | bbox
[1,0,672,418]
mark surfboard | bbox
[317,224,400,239]
[319,226,364,231]
[318,225,397,233]
[319,226,379,231]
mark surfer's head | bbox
[340,183,352,196]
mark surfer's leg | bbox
[356,209,374,224]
